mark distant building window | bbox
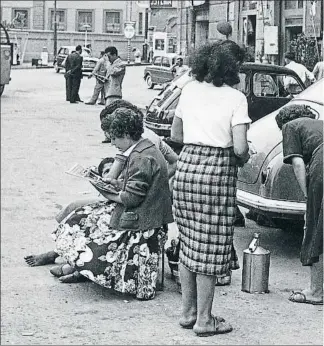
[285,0,303,10]
[77,10,93,32]
[138,12,143,35]
[242,1,257,10]
[49,10,66,31]
[104,11,121,34]
[12,9,29,29]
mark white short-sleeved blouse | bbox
[175,80,251,148]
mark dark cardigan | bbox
[110,138,174,231]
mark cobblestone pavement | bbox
[1,68,322,345]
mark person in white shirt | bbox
[312,60,324,81]
[284,51,315,91]
[171,40,251,337]
[171,57,189,77]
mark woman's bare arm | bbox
[291,156,307,198]
[232,124,250,164]
[171,116,184,144]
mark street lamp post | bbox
[53,0,57,58]
[82,24,91,47]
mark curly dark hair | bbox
[108,107,144,141]
[100,99,144,122]
[275,105,318,130]
[98,157,115,177]
[190,40,245,87]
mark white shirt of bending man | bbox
[283,52,315,88]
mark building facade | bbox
[177,0,323,65]
[0,0,148,62]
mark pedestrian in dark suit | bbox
[65,45,83,103]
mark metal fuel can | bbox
[241,232,270,294]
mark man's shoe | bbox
[85,102,95,105]
[70,101,77,104]
[102,139,111,143]
[98,102,105,105]
[77,99,84,103]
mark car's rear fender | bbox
[259,151,305,203]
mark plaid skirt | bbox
[173,144,240,276]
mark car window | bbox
[153,57,162,66]
[253,73,279,97]
[162,57,171,68]
[279,74,303,96]
[64,48,70,55]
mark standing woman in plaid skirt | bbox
[171,40,251,337]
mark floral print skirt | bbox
[53,201,164,300]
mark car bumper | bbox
[236,189,306,215]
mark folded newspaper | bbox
[65,163,119,195]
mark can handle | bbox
[248,233,260,253]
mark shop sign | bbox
[150,0,173,7]
[264,26,278,55]
[124,22,136,39]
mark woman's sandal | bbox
[180,315,225,330]
[194,316,233,337]
[50,264,75,278]
[288,291,323,305]
[59,271,88,283]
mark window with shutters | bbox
[104,11,121,34]
[77,10,93,32]
[285,0,304,9]
[138,12,143,35]
[12,9,29,29]
[49,9,66,31]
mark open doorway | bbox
[243,15,256,61]
[285,26,302,51]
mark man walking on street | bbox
[85,51,107,105]
[101,46,126,143]
[65,45,83,104]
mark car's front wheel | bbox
[54,62,60,73]
[145,75,155,89]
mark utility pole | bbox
[53,0,57,58]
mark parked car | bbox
[143,54,177,89]
[236,78,323,222]
[144,63,305,137]
[53,46,98,74]
[0,23,12,96]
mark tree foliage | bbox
[289,33,320,70]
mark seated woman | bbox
[25,100,177,272]
[32,108,174,300]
